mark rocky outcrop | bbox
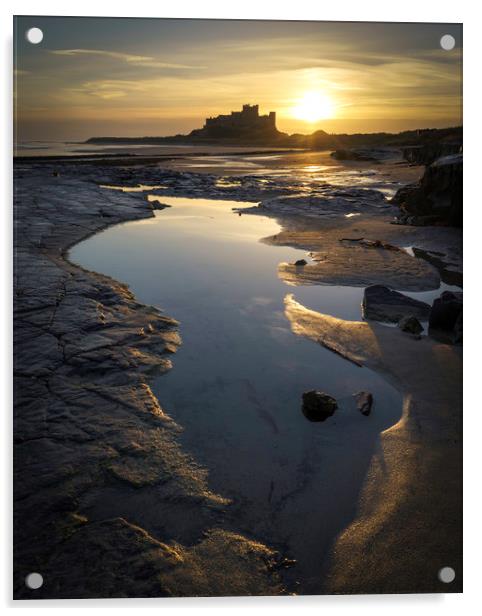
[391,153,462,227]
[362,285,431,323]
[401,142,461,166]
[429,291,463,344]
[301,390,338,422]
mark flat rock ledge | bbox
[13,164,283,599]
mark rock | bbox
[429,291,463,337]
[401,142,461,166]
[398,315,424,335]
[301,390,338,422]
[353,391,373,416]
[362,285,431,323]
[391,153,462,227]
[411,247,463,287]
[294,259,307,266]
[453,312,463,344]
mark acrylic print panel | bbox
[13,16,462,599]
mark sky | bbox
[14,17,462,141]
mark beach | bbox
[13,146,462,598]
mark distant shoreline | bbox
[84,125,462,149]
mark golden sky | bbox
[14,17,462,140]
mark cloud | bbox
[17,28,461,136]
[50,49,204,70]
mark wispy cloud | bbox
[50,49,204,70]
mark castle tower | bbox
[242,104,259,121]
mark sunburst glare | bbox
[291,91,336,123]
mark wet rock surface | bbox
[398,315,424,335]
[276,234,440,291]
[353,391,373,416]
[362,285,431,323]
[13,163,284,599]
[301,390,338,422]
[240,188,389,220]
[411,246,463,287]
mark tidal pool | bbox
[70,194,403,592]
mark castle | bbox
[202,104,277,134]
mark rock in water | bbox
[301,390,338,422]
[429,291,463,342]
[363,285,431,323]
[354,391,373,416]
[398,315,424,335]
[294,259,308,266]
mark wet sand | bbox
[284,296,462,593]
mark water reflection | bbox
[100,184,167,192]
[69,194,403,591]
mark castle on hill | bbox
[203,104,276,132]
[187,104,279,139]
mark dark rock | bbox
[453,312,463,344]
[398,315,424,335]
[301,390,338,422]
[271,557,297,570]
[412,247,463,288]
[429,291,463,335]
[294,259,307,266]
[362,285,431,323]
[353,391,373,416]
[391,153,462,227]
[401,142,461,166]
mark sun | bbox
[292,91,335,123]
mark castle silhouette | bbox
[203,104,276,132]
[185,104,279,139]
